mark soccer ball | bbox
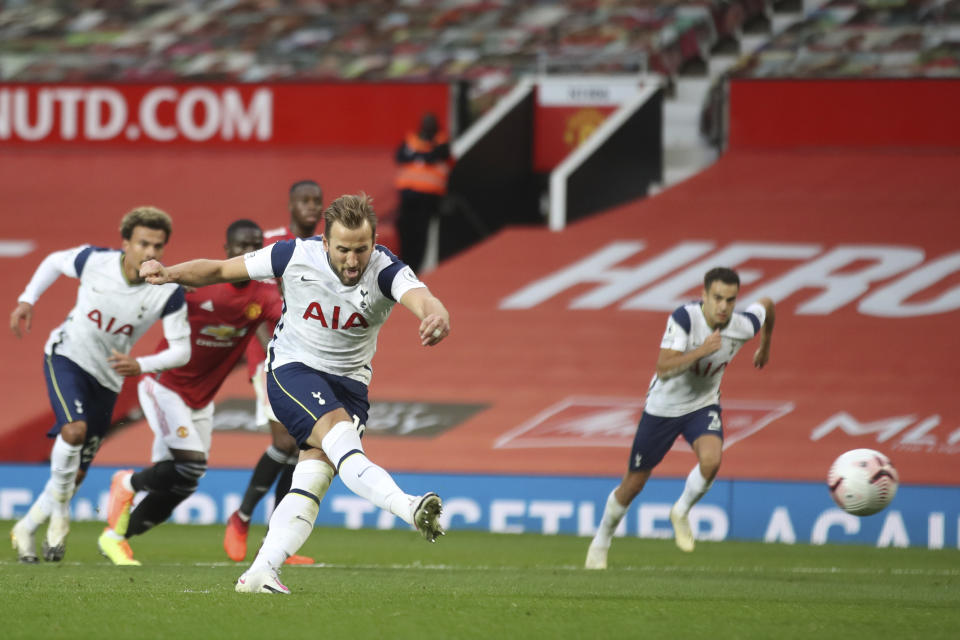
[827,448,899,516]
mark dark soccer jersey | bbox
[154,280,281,409]
[244,225,299,377]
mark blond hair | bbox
[120,206,173,243]
[323,193,377,240]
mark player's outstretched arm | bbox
[754,297,775,369]
[12,246,84,337]
[399,287,450,347]
[141,255,250,287]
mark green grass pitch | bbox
[3,520,958,639]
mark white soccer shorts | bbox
[137,376,214,462]
[253,359,279,428]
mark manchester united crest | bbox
[244,302,262,320]
[563,108,606,149]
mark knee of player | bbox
[699,455,722,479]
[60,421,87,444]
[309,416,335,441]
[272,430,299,456]
[172,460,207,496]
[299,447,333,469]
[307,410,351,449]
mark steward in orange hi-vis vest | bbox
[394,113,453,271]
[394,131,451,194]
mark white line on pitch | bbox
[3,560,957,577]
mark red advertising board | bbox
[728,78,960,149]
[0,83,449,147]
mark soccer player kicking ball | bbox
[586,267,775,569]
[9,207,190,564]
[99,220,284,565]
[141,193,449,594]
[225,179,324,566]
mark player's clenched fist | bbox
[140,259,169,284]
[701,328,723,355]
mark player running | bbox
[99,219,284,565]
[140,193,450,594]
[586,267,775,568]
[9,207,189,563]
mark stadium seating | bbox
[0,0,776,115]
[730,0,960,77]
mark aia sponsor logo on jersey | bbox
[691,360,728,377]
[86,309,133,336]
[199,324,248,341]
[302,303,369,329]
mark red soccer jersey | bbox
[244,225,300,377]
[262,226,298,244]
[154,280,282,409]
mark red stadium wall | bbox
[0,83,449,146]
[728,78,960,150]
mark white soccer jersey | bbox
[244,237,425,385]
[643,301,766,417]
[19,245,189,392]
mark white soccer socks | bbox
[48,434,82,504]
[586,489,628,569]
[673,464,712,515]
[590,489,627,549]
[19,481,55,534]
[321,421,416,526]
[669,464,712,552]
[249,459,333,572]
[46,435,81,544]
